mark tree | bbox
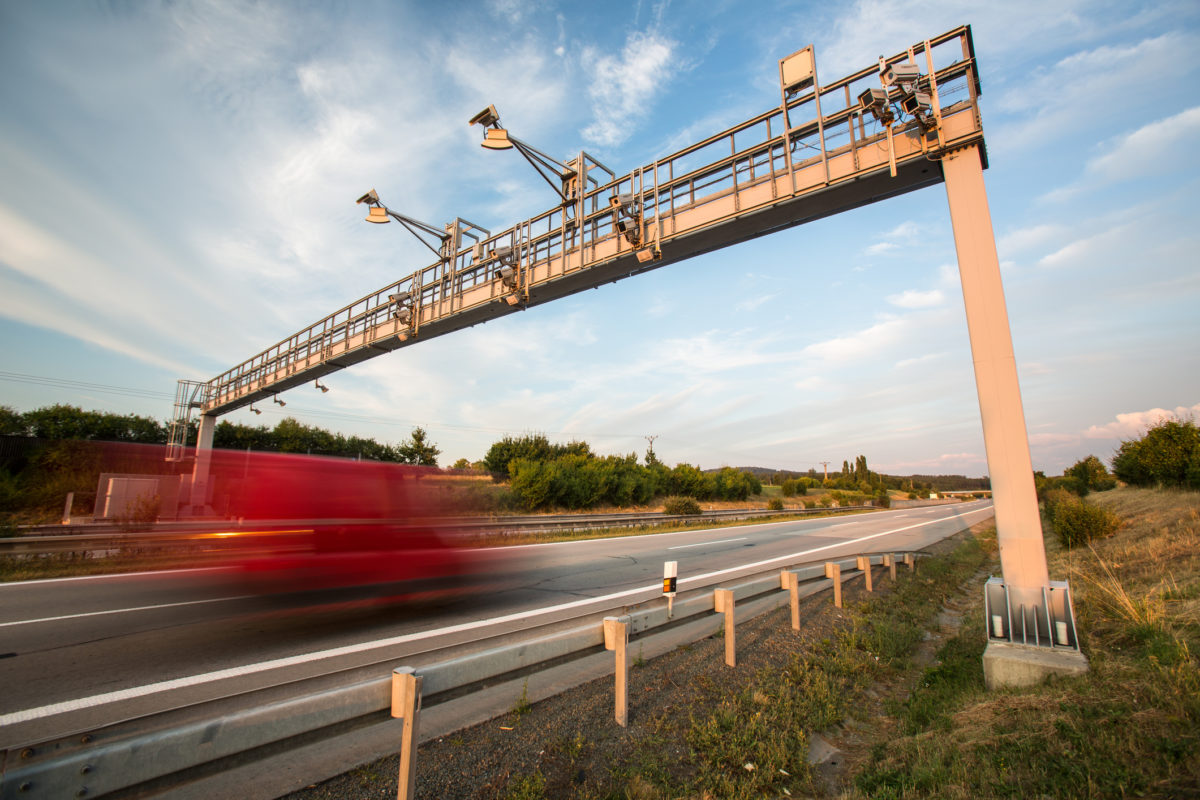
[396,426,440,467]
[0,406,28,436]
[1112,418,1200,489]
[1065,455,1116,492]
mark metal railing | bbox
[196,27,982,415]
[0,549,920,799]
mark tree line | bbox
[478,434,762,511]
[0,404,439,465]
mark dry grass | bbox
[855,487,1200,799]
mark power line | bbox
[0,371,173,401]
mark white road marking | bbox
[668,537,748,550]
[0,505,994,726]
[0,567,229,587]
[0,595,255,628]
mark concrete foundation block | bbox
[982,641,1089,690]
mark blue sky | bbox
[1,0,1197,476]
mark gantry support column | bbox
[943,144,1048,606]
[189,413,217,514]
[943,144,1086,685]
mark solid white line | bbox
[0,567,228,587]
[0,595,255,629]
[668,537,747,550]
[0,505,994,726]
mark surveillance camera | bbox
[858,87,887,109]
[882,62,920,86]
[901,91,933,116]
[356,189,379,205]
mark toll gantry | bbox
[169,24,1087,684]
[168,26,984,455]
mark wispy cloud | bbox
[864,220,919,257]
[582,31,681,147]
[735,294,776,312]
[887,289,944,309]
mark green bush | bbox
[875,492,891,509]
[1112,418,1200,489]
[781,478,806,497]
[1049,495,1121,548]
[662,496,701,515]
[767,498,784,511]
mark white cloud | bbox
[1037,223,1133,269]
[993,31,1200,151]
[735,294,776,312]
[998,223,1069,256]
[1083,403,1200,440]
[864,220,919,257]
[886,289,944,309]
[582,31,681,147]
[1087,106,1200,181]
[802,317,909,361]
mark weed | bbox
[511,679,532,720]
[502,770,546,800]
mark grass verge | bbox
[514,527,992,799]
[855,487,1200,799]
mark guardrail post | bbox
[904,552,915,572]
[781,569,801,630]
[391,666,422,800]
[825,562,842,608]
[604,615,631,727]
[714,588,736,667]
[884,553,897,581]
[856,555,873,592]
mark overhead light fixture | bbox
[481,128,514,150]
[314,380,328,393]
[467,104,501,129]
[273,395,285,407]
[249,404,262,415]
[355,190,452,261]
[469,104,576,203]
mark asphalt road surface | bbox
[0,501,992,746]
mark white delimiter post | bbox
[942,144,1049,613]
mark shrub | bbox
[781,478,806,497]
[1066,455,1117,492]
[875,492,891,509]
[1112,418,1200,489]
[767,498,783,511]
[662,496,701,515]
[1051,498,1121,548]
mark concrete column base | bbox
[983,641,1089,689]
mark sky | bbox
[1,0,1197,476]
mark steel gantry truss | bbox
[171,26,1083,681]
[179,26,983,419]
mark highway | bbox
[0,501,992,750]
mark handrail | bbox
[197,27,983,414]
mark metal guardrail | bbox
[1,506,877,558]
[0,550,916,799]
